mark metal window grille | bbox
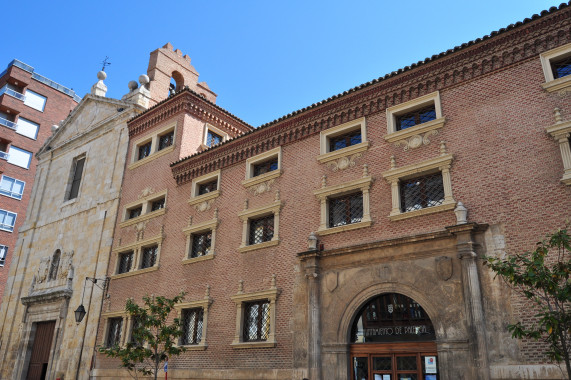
[329,129,362,152]
[180,308,203,345]
[158,132,174,151]
[191,231,211,258]
[141,245,158,269]
[128,206,142,219]
[118,251,134,274]
[328,192,363,228]
[68,157,85,200]
[198,180,217,195]
[363,293,430,327]
[249,215,274,245]
[151,198,165,211]
[0,245,7,266]
[243,301,270,342]
[138,142,152,160]
[552,56,571,79]
[106,317,123,347]
[130,316,145,345]
[206,131,223,147]
[253,158,278,177]
[396,105,436,131]
[400,172,444,212]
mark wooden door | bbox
[26,321,56,380]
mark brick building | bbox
[0,60,80,301]
[92,3,571,380]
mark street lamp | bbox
[74,304,86,323]
[74,277,108,324]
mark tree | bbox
[98,293,186,380]
[484,227,571,378]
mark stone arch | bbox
[336,281,443,344]
[171,70,184,90]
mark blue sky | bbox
[2,0,561,127]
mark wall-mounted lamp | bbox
[74,277,108,324]
[308,232,318,251]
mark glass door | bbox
[351,352,439,380]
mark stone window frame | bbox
[111,233,163,278]
[63,153,87,203]
[317,117,369,164]
[242,147,282,189]
[128,122,177,170]
[201,123,229,149]
[385,91,445,147]
[230,283,280,349]
[182,218,219,265]
[382,153,455,221]
[174,293,213,350]
[120,190,168,227]
[313,173,373,236]
[540,42,571,93]
[237,200,282,253]
[188,170,221,210]
[546,109,571,185]
[101,311,126,348]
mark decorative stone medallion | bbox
[250,179,275,196]
[195,199,213,212]
[435,256,453,281]
[325,271,338,292]
[326,153,362,172]
[394,130,439,151]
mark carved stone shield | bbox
[325,272,338,292]
[435,256,453,281]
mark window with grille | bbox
[190,231,211,258]
[552,56,571,79]
[206,130,223,147]
[128,206,142,219]
[249,215,274,245]
[253,158,278,177]
[138,142,152,160]
[140,245,158,269]
[400,173,444,212]
[328,192,363,228]
[106,317,123,347]
[118,251,134,274]
[329,129,362,152]
[396,105,436,131]
[0,245,7,266]
[151,197,165,212]
[158,131,174,151]
[67,156,85,200]
[180,308,204,345]
[198,180,217,195]
[243,301,270,342]
[130,316,145,345]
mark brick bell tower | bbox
[146,42,217,105]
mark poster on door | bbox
[424,356,437,374]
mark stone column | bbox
[447,223,490,380]
[302,253,322,380]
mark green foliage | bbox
[98,293,186,380]
[484,228,571,378]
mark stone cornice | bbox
[127,90,252,138]
[171,5,571,185]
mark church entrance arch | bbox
[349,293,439,380]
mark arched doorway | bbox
[350,293,439,380]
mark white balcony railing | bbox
[0,117,17,130]
[0,85,26,101]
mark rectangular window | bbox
[552,56,571,79]
[23,90,47,112]
[249,215,274,245]
[117,251,134,274]
[106,317,123,347]
[130,316,144,345]
[158,131,174,151]
[15,117,39,140]
[253,158,278,177]
[150,197,165,212]
[128,206,143,220]
[206,130,223,147]
[140,245,158,269]
[190,231,212,258]
[0,209,17,232]
[67,156,86,200]
[138,141,152,161]
[180,308,204,345]
[328,192,363,228]
[0,175,25,200]
[0,245,7,266]
[400,173,445,212]
[396,105,437,131]
[7,146,32,169]
[198,180,217,195]
[243,301,270,342]
[329,129,362,152]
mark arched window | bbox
[168,71,184,97]
[48,250,60,281]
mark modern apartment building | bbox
[0,60,80,300]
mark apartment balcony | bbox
[2,65,31,88]
[0,116,17,131]
[0,85,25,102]
[0,150,8,161]
[0,87,24,114]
